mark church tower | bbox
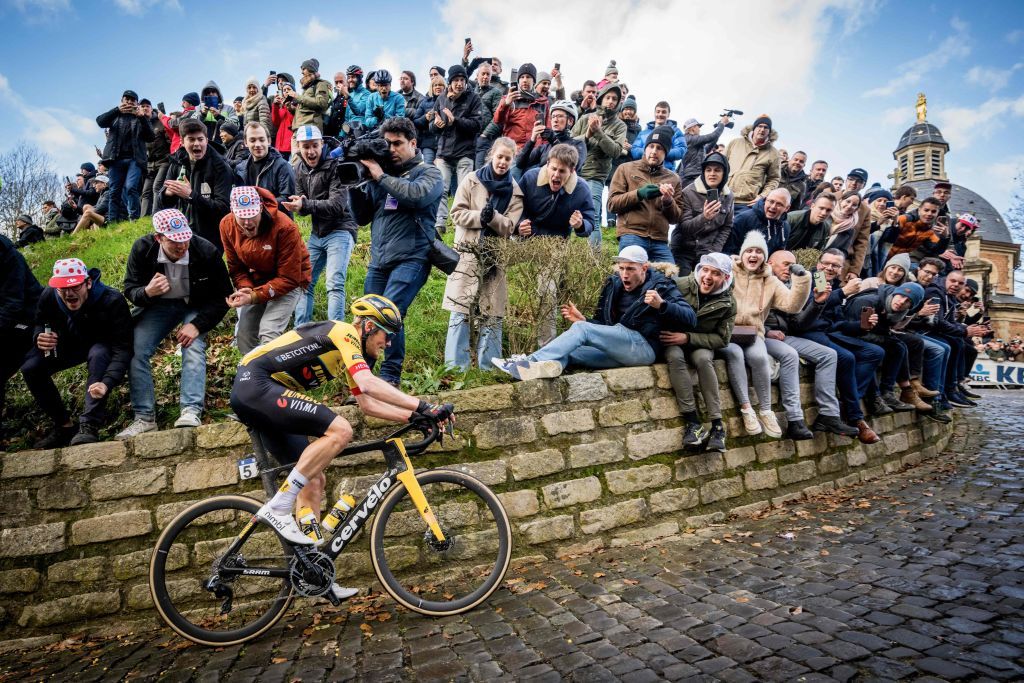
[892,93,950,186]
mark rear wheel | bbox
[370,469,511,616]
[149,495,295,646]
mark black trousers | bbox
[0,327,34,428]
[20,342,114,427]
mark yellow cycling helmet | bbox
[351,294,402,335]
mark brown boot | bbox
[856,420,881,444]
[910,378,939,398]
[900,386,933,412]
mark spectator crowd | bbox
[0,41,1004,453]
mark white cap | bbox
[613,245,648,264]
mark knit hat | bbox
[536,71,552,85]
[230,186,262,219]
[646,125,675,154]
[220,120,239,137]
[430,65,446,78]
[49,258,89,288]
[740,230,769,257]
[621,94,638,112]
[517,62,537,82]
[614,245,648,264]
[894,282,924,309]
[847,167,868,184]
[233,96,244,104]
[696,253,734,293]
[93,174,110,184]
[605,60,618,77]
[80,162,96,173]
[301,58,320,73]
[182,92,200,107]
[15,214,32,225]
[965,278,980,293]
[753,114,772,131]
[153,209,193,243]
[122,89,139,101]
[884,252,912,278]
[864,186,893,203]
[447,64,468,82]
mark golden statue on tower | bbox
[916,93,927,122]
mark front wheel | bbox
[370,469,512,616]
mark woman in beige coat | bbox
[718,229,811,437]
[443,137,524,370]
[242,78,273,140]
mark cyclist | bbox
[230,293,454,600]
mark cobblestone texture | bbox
[1,393,1021,682]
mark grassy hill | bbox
[8,213,613,449]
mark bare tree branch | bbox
[0,141,63,239]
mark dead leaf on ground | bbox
[821,525,845,534]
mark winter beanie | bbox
[753,114,772,131]
[647,125,675,154]
[182,92,200,107]
[301,58,320,73]
[621,95,638,112]
[605,60,618,76]
[517,63,537,82]
[740,230,769,257]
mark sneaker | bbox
[880,390,916,412]
[865,394,894,416]
[706,424,727,452]
[329,583,358,601]
[958,383,981,399]
[33,424,77,449]
[174,407,202,428]
[255,503,316,546]
[785,419,814,441]
[116,417,158,440]
[947,392,974,408]
[740,407,763,436]
[683,422,707,447]
[492,357,561,381]
[492,357,527,379]
[811,414,860,438]
[69,423,99,446]
[758,410,783,439]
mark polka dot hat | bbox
[49,258,89,288]
[230,186,262,219]
[153,209,193,243]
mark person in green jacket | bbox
[572,82,627,248]
[786,192,837,251]
[660,253,736,452]
[293,58,333,133]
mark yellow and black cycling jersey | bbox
[239,321,371,395]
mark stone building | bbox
[891,94,1024,339]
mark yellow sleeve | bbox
[326,322,371,392]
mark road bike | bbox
[149,418,512,646]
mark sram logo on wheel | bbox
[329,476,393,552]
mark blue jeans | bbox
[930,333,965,396]
[530,321,655,370]
[363,260,431,383]
[445,312,503,372]
[587,178,604,248]
[129,300,207,420]
[107,158,144,222]
[825,331,886,406]
[295,230,355,325]
[617,234,675,264]
[921,335,950,395]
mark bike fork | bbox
[388,438,446,543]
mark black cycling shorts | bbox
[230,367,340,465]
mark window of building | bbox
[931,150,941,176]
[913,151,926,178]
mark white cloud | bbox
[862,18,970,98]
[303,17,341,44]
[111,0,180,15]
[966,63,1024,93]
[9,0,70,21]
[880,106,909,126]
[933,94,1024,149]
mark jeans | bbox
[665,345,722,419]
[295,230,355,325]
[236,288,302,355]
[474,136,492,170]
[803,331,878,422]
[530,321,655,370]
[767,335,841,420]
[445,312,503,372]
[0,327,33,429]
[875,335,908,391]
[717,339,772,409]
[141,162,169,217]
[617,234,675,264]
[930,333,965,395]
[364,260,431,383]
[21,342,114,427]
[587,178,605,248]
[107,158,144,222]
[825,331,886,404]
[129,300,207,420]
[435,156,474,231]
[921,335,950,394]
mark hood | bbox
[596,81,624,113]
[650,262,678,277]
[740,124,779,146]
[695,252,734,294]
[201,80,224,101]
[254,186,281,233]
[701,151,730,188]
[644,119,678,130]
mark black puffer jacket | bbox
[33,269,133,388]
[591,268,697,359]
[96,107,155,167]
[0,235,42,330]
[155,147,233,251]
[123,233,232,334]
[433,89,487,161]
[145,113,171,172]
[671,152,734,262]
[295,148,359,239]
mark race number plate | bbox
[237,457,259,480]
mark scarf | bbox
[476,164,513,215]
[243,86,263,113]
[830,206,859,234]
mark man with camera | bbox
[282,125,359,326]
[514,100,586,174]
[431,64,486,233]
[96,89,155,223]
[877,196,948,264]
[350,117,443,386]
[234,121,296,215]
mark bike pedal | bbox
[325,592,341,607]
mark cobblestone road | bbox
[2,391,1023,682]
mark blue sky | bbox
[1,0,1023,219]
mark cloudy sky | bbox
[0,0,1022,218]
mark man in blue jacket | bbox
[725,188,791,255]
[517,144,595,240]
[350,117,443,386]
[493,245,696,381]
[363,70,407,130]
[343,65,372,128]
[630,101,686,171]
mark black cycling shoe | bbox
[706,424,726,452]
[786,419,814,441]
[811,414,860,437]
[683,422,707,447]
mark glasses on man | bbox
[818,262,842,271]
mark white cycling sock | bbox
[267,469,308,513]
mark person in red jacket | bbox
[221,186,311,353]
[271,79,297,158]
[492,63,549,150]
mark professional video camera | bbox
[334,124,393,185]
[719,108,743,129]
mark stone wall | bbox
[0,363,952,646]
